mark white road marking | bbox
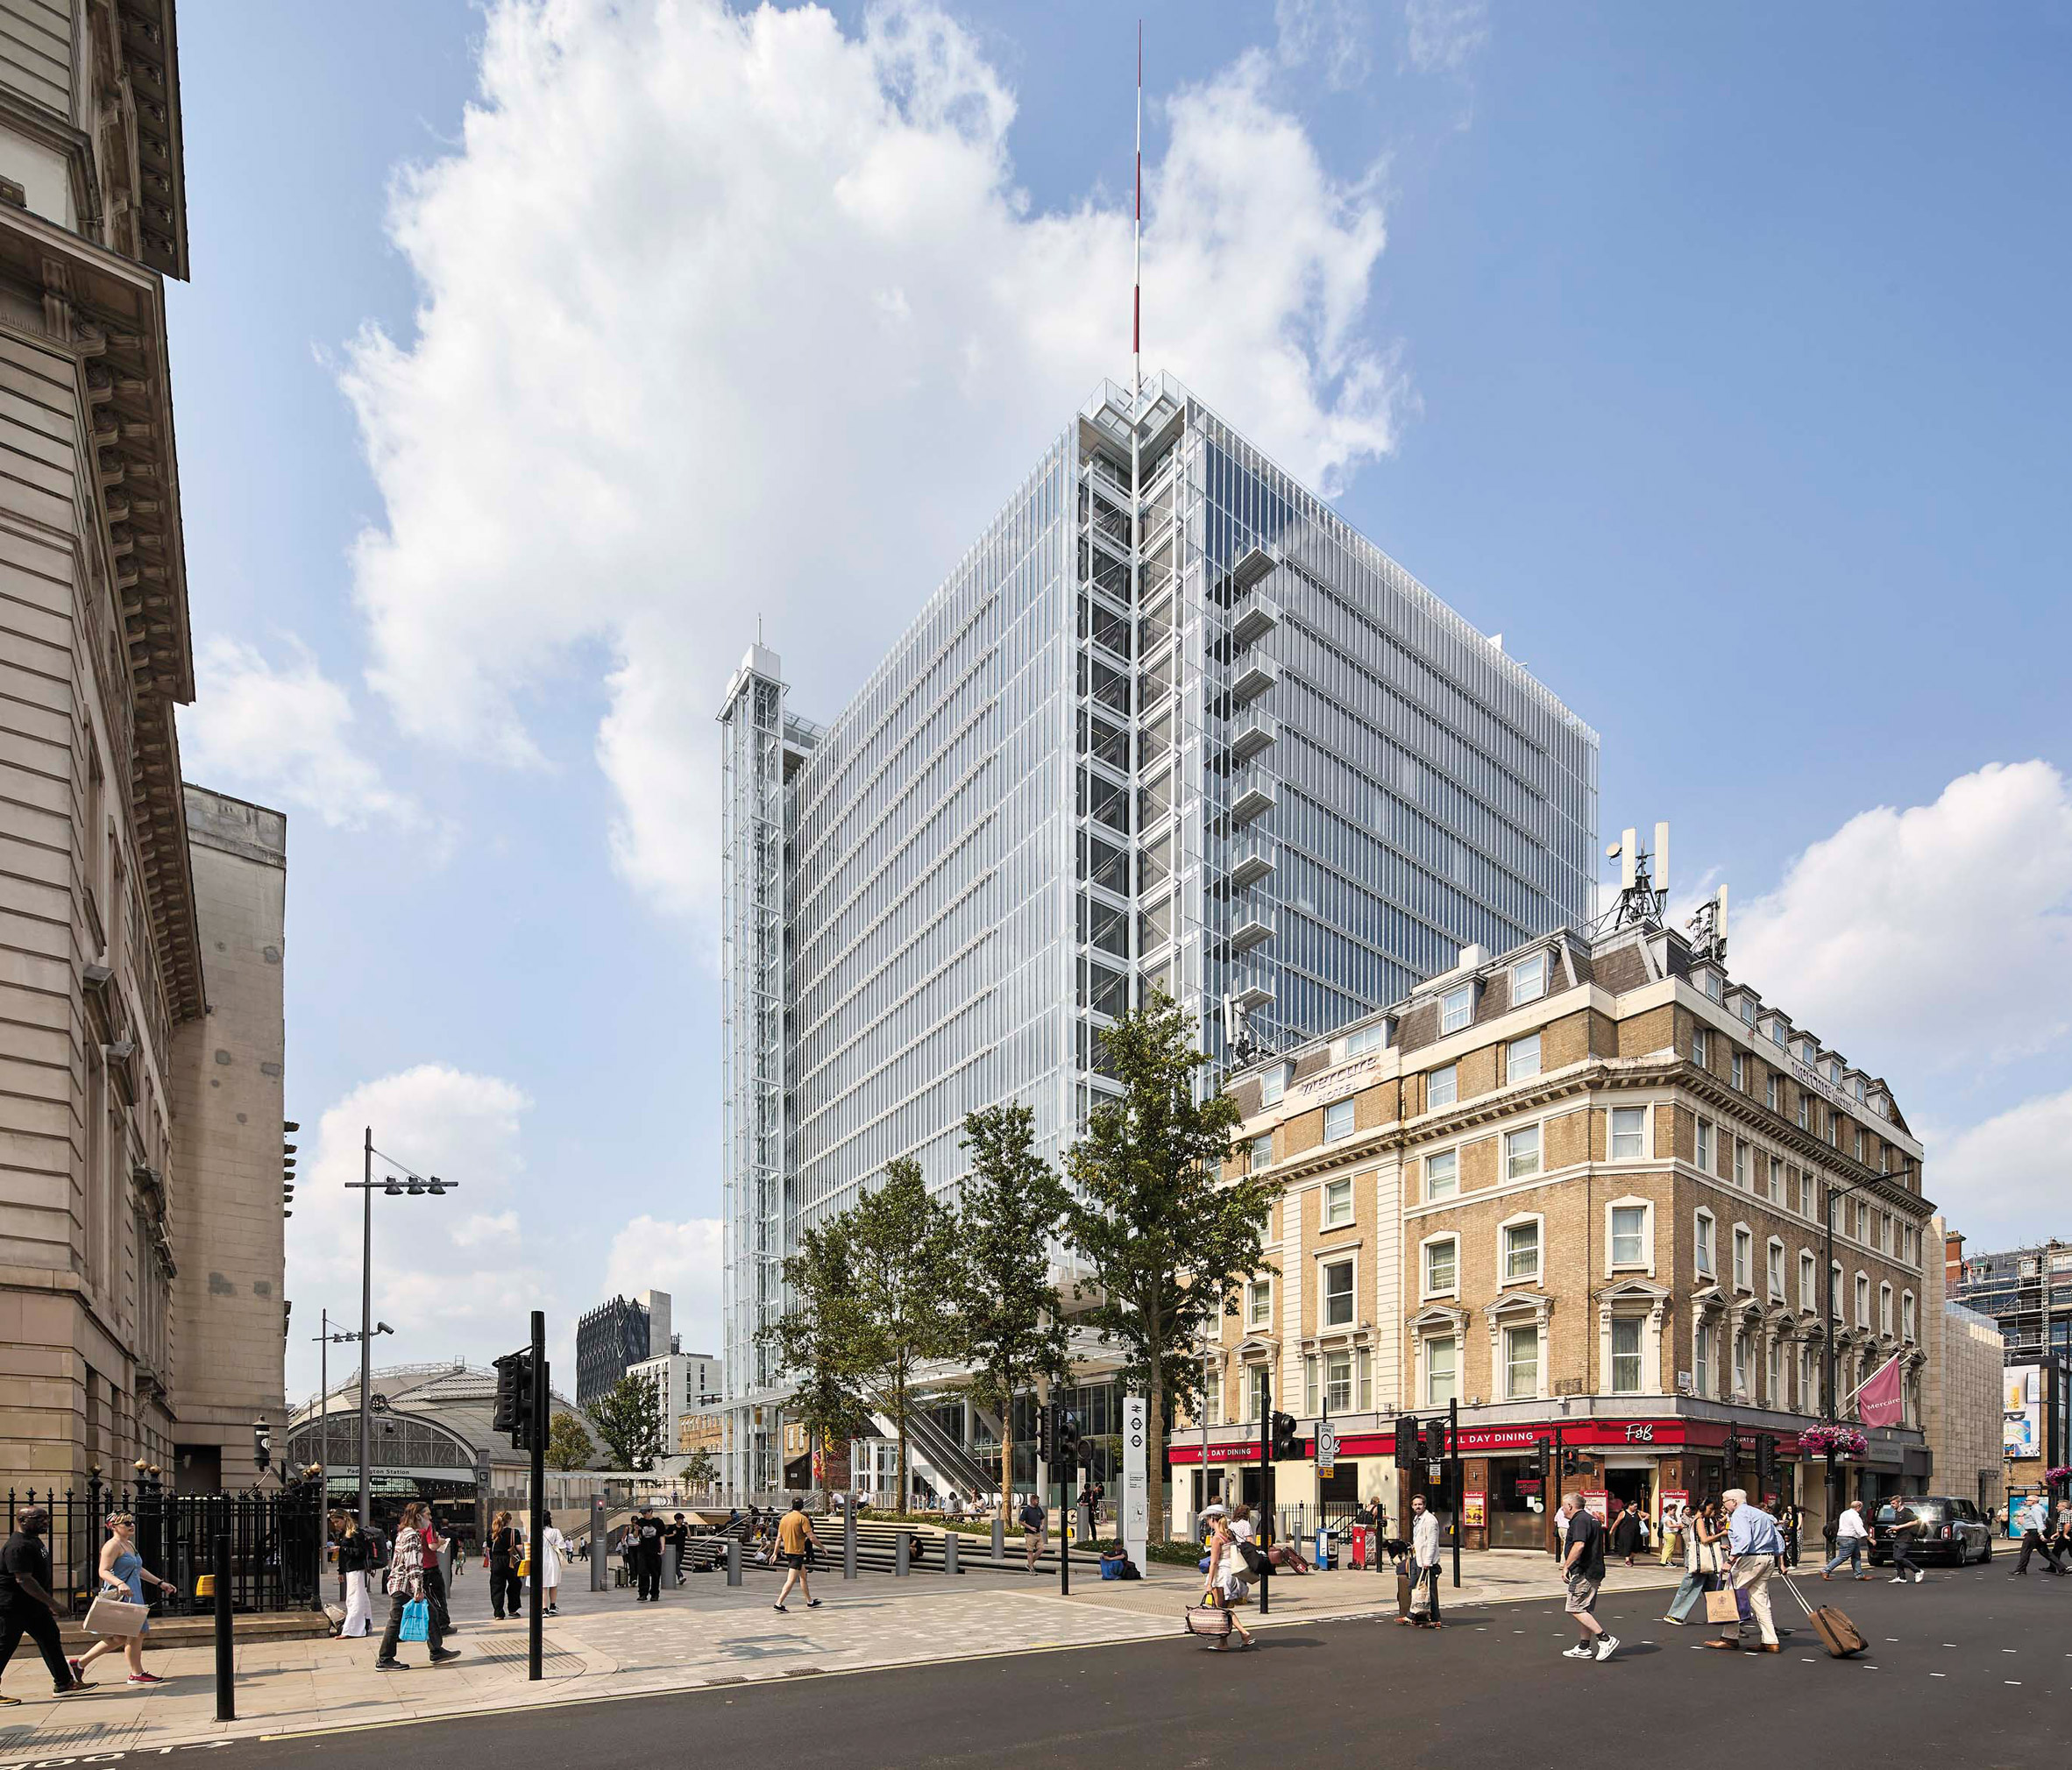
[1930,1672,1946,1678]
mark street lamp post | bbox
[1822,1170,1885,1527]
[346,1128,458,1527]
[312,1313,389,1501]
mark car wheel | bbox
[1983,1537,1994,1561]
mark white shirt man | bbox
[2016,1495,2066,1575]
[1401,1496,1443,1629]
[1822,1501,1870,1580]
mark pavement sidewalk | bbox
[0,1551,1685,1759]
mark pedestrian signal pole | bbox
[1258,1377,1273,1618]
[1449,1397,1461,1588]
[528,1312,546,1681]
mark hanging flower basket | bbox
[1798,1424,1867,1459]
[2045,1465,2072,1489]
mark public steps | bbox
[704,1519,1110,1580]
[58,1609,332,1652]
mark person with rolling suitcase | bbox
[1704,1488,1783,1653]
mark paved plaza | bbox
[0,1551,1684,1759]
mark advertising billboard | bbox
[2004,1364,2041,1459]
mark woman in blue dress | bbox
[72,1512,177,1686]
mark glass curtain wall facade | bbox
[718,377,1598,1497]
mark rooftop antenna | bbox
[1688,882,1729,962]
[1597,822,1670,935]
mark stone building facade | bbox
[167,786,287,1490]
[1922,1213,2005,1519]
[0,6,285,1490]
[1173,913,1934,1550]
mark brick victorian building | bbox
[1173,901,1933,1550]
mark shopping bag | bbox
[397,1598,431,1643]
[1703,1587,1742,1625]
[1184,1604,1233,1639]
[85,1594,149,1638]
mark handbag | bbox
[1184,1603,1233,1639]
[397,1598,431,1643]
[85,1593,149,1638]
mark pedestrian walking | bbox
[771,1499,822,1613]
[667,1513,690,1583]
[1660,1498,1725,1625]
[1020,1493,1047,1573]
[1706,1488,1784,1653]
[1658,1493,1689,1568]
[1608,1495,1640,1566]
[420,1515,452,1634]
[1557,1494,1616,1660]
[333,1512,374,1638]
[486,1512,522,1619]
[1201,1511,1255,1651]
[2012,1494,2065,1575]
[537,1512,566,1615]
[1821,1499,1873,1580]
[374,1502,459,1670]
[70,1512,177,1688]
[632,1507,664,1603]
[1884,1499,1927,1584]
[0,1506,87,1701]
[1399,1494,1444,1629]
[1778,1500,1802,1568]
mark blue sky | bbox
[161,3,2071,1401]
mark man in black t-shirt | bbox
[1558,1494,1617,1662]
[632,1508,664,1601]
[0,1508,86,1696]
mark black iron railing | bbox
[4,1482,326,1618]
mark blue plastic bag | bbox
[398,1598,430,1643]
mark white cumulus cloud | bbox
[286,1065,544,1401]
[1730,761,2072,1091]
[340,0,1405,924]
[603,1215,724,1358]
[181,636,422,830]
[1929,1089,2072,1250]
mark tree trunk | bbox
[1001,1412,1014,1526]
[1148,1356,1167,1545]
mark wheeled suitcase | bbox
[1779,1568,1866,1657]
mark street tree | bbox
[1061,989,1276,1544]
[843,1158,965,1511]
[955,1104,1074,1524]
[763,1214,876,1495]
[679,1446,719,1492]
[586,1371,663,1472]
[544,1411,596,1472]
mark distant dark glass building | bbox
[576,1289,671,1405]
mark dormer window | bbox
[1441,984,1474,1035]
[1345,1023,1387,1059]
[1769,1020,1787,1049]
[1260,1064,1287,1107]
[1512,952,1547,1006]
[1739,996,1756,1024]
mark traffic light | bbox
[1395,1413,1419,1462]
[1560,1446,1581,1479]
[493,1349,537,1450]
[1270,1412,1300,1461]
[1054,1406,1083,1467]
[1035,1401,1055,1466]
[1756,1433,1777,1497]
[1725,1424,1742,1487]
[252,1421,273,1470]
[1535,1436,1551,1500]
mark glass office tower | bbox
[719,377,1599,1495]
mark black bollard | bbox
[213,1533,234,1722]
